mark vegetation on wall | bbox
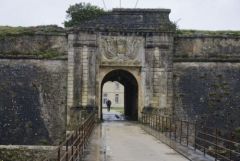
[0,148,50,161]
[0,25,64,38]
[64,2,105,27]
[177,29,240,36]
[0,26,66,59]
[0,49,62,59]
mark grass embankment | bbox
[111,107,124,114]
[0,25,66,59]
[0,25,64,38]
[177,29,240,36]
[0,50,63,59]
[103,107,124,114]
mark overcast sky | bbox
[0,0,239,30]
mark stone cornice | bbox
[68,8,176,33]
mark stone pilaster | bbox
[144,33,174,115]
[81,46,89,106]
[67,34,75,108]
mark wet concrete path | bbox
[83,110,188,161]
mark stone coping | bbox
[176,34,240,38]
[0,145,57,150]
[112,8,171,13]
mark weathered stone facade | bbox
[0,30,67,59]
[173,34,240,130]
[66,9,175,129]
[0,59,67,145]
[174,34,240,62]
[0,8,240,145]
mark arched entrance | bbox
[101,69,138,121]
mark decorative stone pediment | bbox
[99,36,144,64]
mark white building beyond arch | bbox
[102,81,124,108]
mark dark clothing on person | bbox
[106,100,112,112]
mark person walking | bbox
[106,99,112,112]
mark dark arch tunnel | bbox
[101,69,138,121]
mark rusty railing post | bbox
[71,135,74,161]
[174,120,177,141]
[215,128,218,161]
[203,127,206,156]
[66,140,69,161]
[229,131,233,160]
[194,122,197,151]
[148,113,150,126]
[187,121,189,147]
[58,147,61,161]
[169,117,172,139]
[155,114,158,130]
[78,127,81,159]
[180,120,182,144]
[161,116,164,133]
[166,117,168,134]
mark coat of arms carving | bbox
[100,36,143,61]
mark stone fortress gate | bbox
[67,9,176,127]
[1,7,240,147]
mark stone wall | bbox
[1,24,240,147]
[144,34,174,115]
[0,145,56,161]
[173,34,240,131]
[0,59,67,145]
[174,35,240,61]
[0,26,67,59]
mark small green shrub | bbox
[64,2,105,27]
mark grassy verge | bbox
[111,107,124,114]
[177,29,240,36]
[0,49,65,59]
[0,25,65,38]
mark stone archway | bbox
[100,69,138,120]
[66,9,175,130]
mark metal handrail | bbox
[42,111,97,161]
[141,112,240,161]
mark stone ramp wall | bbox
[0,59,67,145]
[173,34,240,132]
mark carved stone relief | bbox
[100,36,144,63]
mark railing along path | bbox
[43,111,96,161]
[141,112,240,161]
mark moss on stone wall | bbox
[0,25,65,38]
[0,148,49,161]
[0,60,67,145]
[0,26,67,59]
[0,49,64,59]
[177,29,240,36]
[173,63,240,131]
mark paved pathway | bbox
[83,111,188,161]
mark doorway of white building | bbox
[102,81,125,121]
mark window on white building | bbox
[115,94,119,104]
[115,82,120,90]
[103,93,108,104]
